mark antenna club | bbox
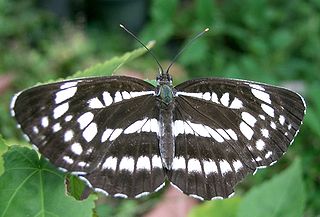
[205,28,209,32]
[120,24,124,28]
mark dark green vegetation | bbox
[0,0,319,216]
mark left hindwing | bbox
[169,78,305,200]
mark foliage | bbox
[0,0,319,216]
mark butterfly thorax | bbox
[156,74,175,169]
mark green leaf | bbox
[237,159,306,217]
[66,174,87,200]
[0,147,96,217]
[0,135,8,176]
[70,41,155,79]
[189,197,241,217]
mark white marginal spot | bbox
[211,92,219,103]
[248,83,265,91]
[219,160,232,174]
[259,115,266,120]
[60,81,78,89]
[203,160,218,175]
[52,123,61,132]
[261,103,275,117]
[279,115,285,125]
[71,143,83,155]
[63,156,74,164]
[86,148,93,155]
[188,158,202,173]
[33,126,39,134]
[205,126,224,142]
[261,128,269,138]
[220,93,230,107]
[241,112,257,127]
[88,97,104,109]
[124,118,147,134]
[10,92,21,116]
[265,151,272,159]
[190,194,204,200]
[211,196,224,200]
[152,155,163,168]
[172,156,186,170]
[176,92,203,99]
[135,192,150,198]
[55,87,77,104]
[41,116,49,128]
[114,91,122,103]
[285,132,288,136]
[226,129,238,140]
[240,122,254,140]
[122,91,131,100]
[233,160,243,172]
[109,128,123,141]
[64,130,74,142]
[102,156,118,170]
[65,115,73,122]
[216,129,231,140]
[270,121,276,129]
[130,91,155,97]
[102,92,113,106]
[114,193,128,198]
[53,102,69,119]
[288,124,292,130]
[77,112,94,130]
[256,139,266,151]
[202,92,211,101]
[229,97,243,109]
[251,88,271,104]
[136,156,151,170]
[119,156,134,172]
[82,122,98,142]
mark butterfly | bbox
[10,27,306,200]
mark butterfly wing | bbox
[11,76,165,198]
[168,78,305,200]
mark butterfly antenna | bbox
[120,24,164,75]
[165,28,209,75]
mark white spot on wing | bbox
[219,160,232,174]
[52,123,61,132]
[188,121,210,137]
[229,97,243,109]
[82,122,98,142]
[188,158,202,173]
[141,119,151,132]
[114,91,122,103]
[279,115,285,125]
[205,126,224,142]
[152,155,162,168]
[270,121,276,129]
[63,156,74,164]
[119,156,134,172]
[55,87,77,104]
[102,156,117,170]
[77,112,94,130]
[88,97,104,109]
[130,91,155,97]
[103,92,113,106]
[60,81,78,89]
[122,91,131,99]
[71,143,83,155]
[216,129,231,140]
[265,151,272,159]
[211,92,219,103]
[172,156,186,170]
[248,83,265,91]
[261,128,269,138]
[64,130,74,142]
[220,93,230,107]
[176,92,203,99]
[33,126,39,134]
[226,129,238,140]
[240,122,254,140]
[136,156,151,170]
[261,103,275,117]
[109,128,123,141]
[233,160,243,172]
[251,88,271,104]
[150,119,159,134]
[101,128,113,142]
[124,118,147,134]
[202,92,211,100]
[41,116,49,128]
[203,160,218,175]
[65,115,73,122]
[53,102,69,119]
[173,120,184,136]
[256,139,265,151]
[241,112,257,127]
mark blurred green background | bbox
[0,0,319,216]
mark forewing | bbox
[168,78,305,200]
[11,76,165,198]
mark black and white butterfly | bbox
[11,70,306,200]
